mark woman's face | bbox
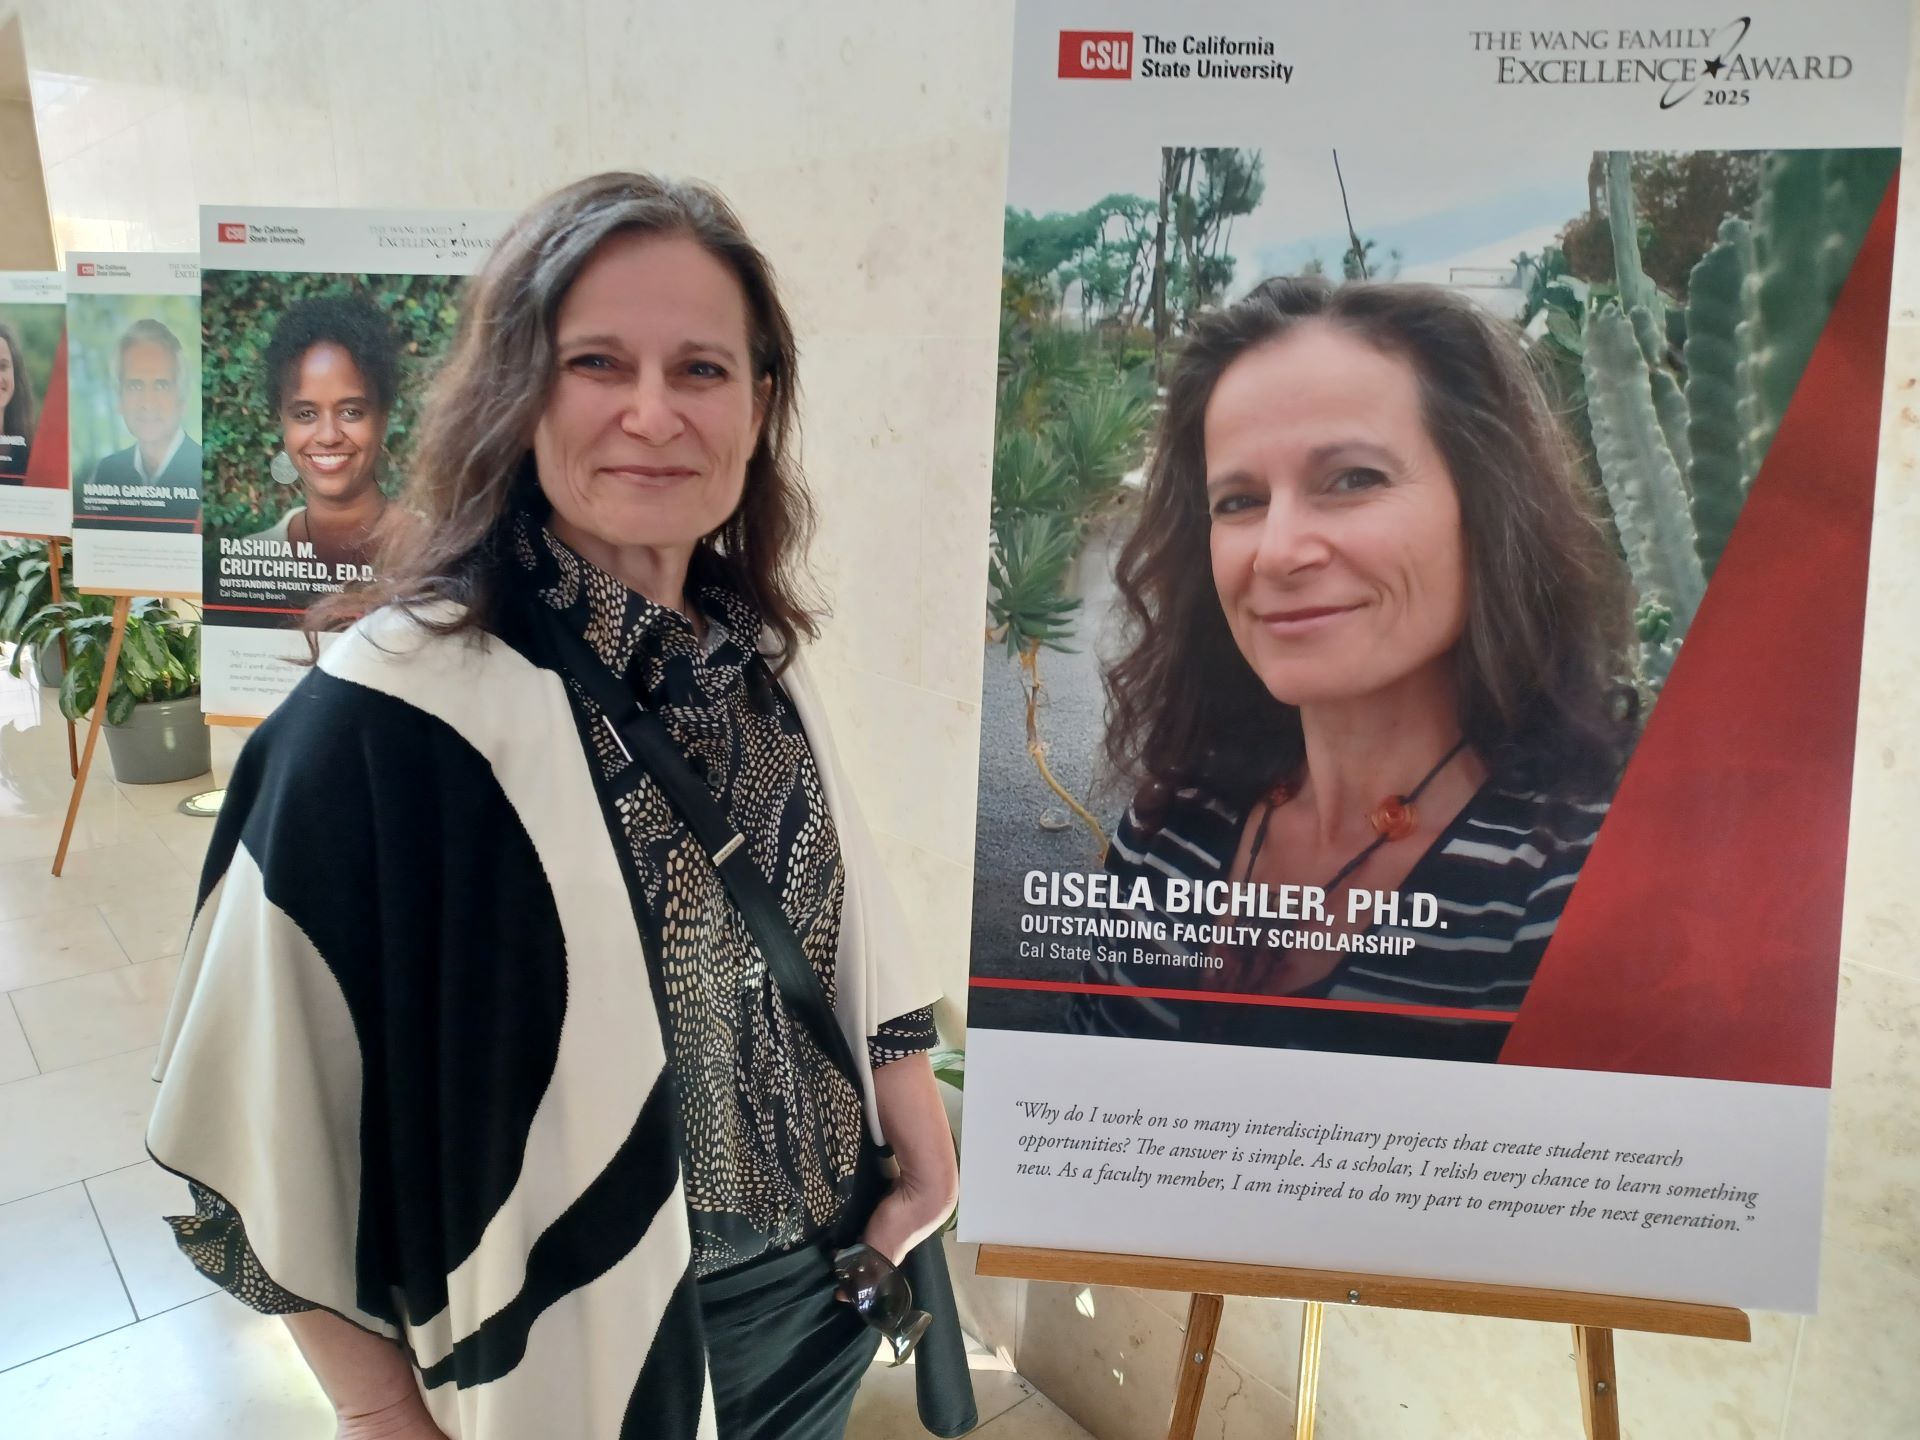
[1203,321,1469,709]
[534,232,766,557]
[0,340,15,412]
[279,343,386,502]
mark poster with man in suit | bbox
[67,254,201,593]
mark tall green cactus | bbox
[1606,152,1661,326]
[1682,217,1757,575]
[1745,148,1897,463]
[1583,305,1705,634]
[1579,146,1895,681]
[1606,152,1692,484]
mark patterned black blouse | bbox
[169,522,937,1305]
[514,520,936,1275]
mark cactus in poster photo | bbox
[1680,215,1759,577]
[1577,146,1894,683]
[1584,304,1706,637]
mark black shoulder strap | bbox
[532,608,873,1098]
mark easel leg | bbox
[1166,1292,1224,1440]
[1295,1301,1325,1440]
[1574,1325,1620,1440]
[52,595,131,878]
[45,538,77,778]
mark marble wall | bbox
[8,1,1918,1435]
[0,17,54,268]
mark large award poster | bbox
[0,271,71,539]
[961,0,1908,1312]
[66,254,202,594]
[198,208,506,719]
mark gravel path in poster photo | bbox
[972,520,1130,1028]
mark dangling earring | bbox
[270,450,300,487]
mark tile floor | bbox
[0,650,1086,1439]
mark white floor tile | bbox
[849,1348,1036,1439]
[139,806,221,877]
[0,794,164,865]
[0,996,36,1083]
[0,1293,333,1439]
[110,772,219,819]
[0,815,85,866]
[0,837,191,927]
[99,887,197,965]
[0,1047,159,1206]
[0,907,129,991]
[84,1162,216,1320]
[12,957,182,1073]
[0,1183,134,1373]
[975,1392,1097,1438]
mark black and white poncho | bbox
[146,600,941,1439]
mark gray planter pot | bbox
[103,695,212,784]
[31,638,65,689]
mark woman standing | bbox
[150,174,963,1440]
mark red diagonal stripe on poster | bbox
[1499,175,1898,1088]
[22,328,68,490]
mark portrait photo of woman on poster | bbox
[255,294,402,577]
[972,143,1897,1070]
[1068,276,1640,1061]
[0,317,39,482]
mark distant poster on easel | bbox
[961,0,1909,1313]
[0,271,71,539]
[198,207,507,719]
[66,254,202,594]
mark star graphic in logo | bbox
[1704,56,1726,78]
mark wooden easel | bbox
[41,535,78,777]
[977,1245,1749,1440]
[50,585,202,876]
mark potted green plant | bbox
[9,596,211,783]
[0,539,74,687]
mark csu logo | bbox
[217,222,248,244]
[76,262,96,276]
[1059,30,1132,78]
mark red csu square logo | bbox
[76,262,96,276]
[217,222,248,244]
[1060,30,1132,78]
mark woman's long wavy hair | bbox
[309,171,819,669]
[0,321,38,450]
[1105,275,1636,811]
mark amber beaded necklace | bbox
[1241,737,1471,900]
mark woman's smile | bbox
[1256,601,1365,635]
[601,462,701,487]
